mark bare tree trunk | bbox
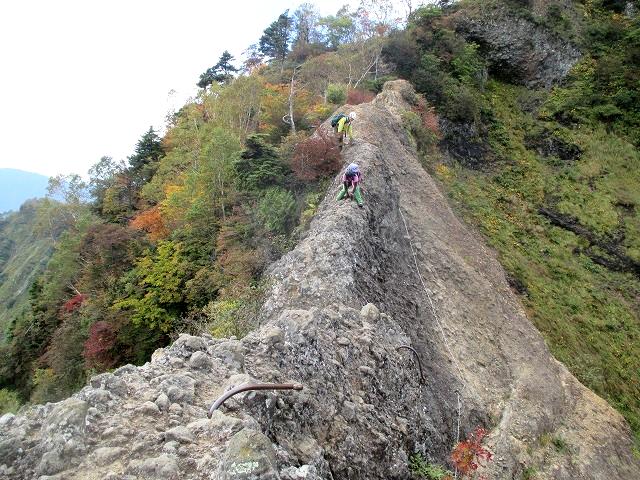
[354,56,377,89]
[288,65,301,134]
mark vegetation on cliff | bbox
[0,2,392,412]
[1,0,638,452]
[384,0,640,444]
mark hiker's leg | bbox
[353,185,363,206]
[336,184,347,200]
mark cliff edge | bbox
[1,80,638,480]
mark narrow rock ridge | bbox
[1,81,638,480]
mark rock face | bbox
[452,2,582,88]
[1,81,639,479]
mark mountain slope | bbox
[0,200,53,339]
[0,169,48,213]
[0,81,637,480]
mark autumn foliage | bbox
[414,96,442,138]
[83,321,118,369]
[130,206,169,241]
[291,131,342,181]
[347,89,375,105]
[63,294,87,313]
[450,427,493,478]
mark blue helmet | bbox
[346,163,359,176]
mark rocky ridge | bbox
[1,81,639,479]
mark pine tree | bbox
[197,50,238,88]
[128,127,164,185]
[233,134,288,191]
[259,11,291,72]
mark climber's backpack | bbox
[330,113,348,128]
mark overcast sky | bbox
[0,0,415,178]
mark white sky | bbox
[0,0,416,178]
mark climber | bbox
[336,162,364,208]
[331,111,356,149]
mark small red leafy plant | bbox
[63,293,87,313]
[450,427,493,478]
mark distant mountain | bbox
[0,168,49,213]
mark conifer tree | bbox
[197,50,238,88]
[233,134,288,191]
[259,11,291,72]
[128,127,164,185]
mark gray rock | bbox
[164,425,194,444]
[155,393,170,411]
[137,401,160,416]
[89,373,128,397]
[0,413,15,427]
[453,2,581,88]
[187,412,242,439]
[169,357,184,368]
[280,465,322,480]
[162,441,179,454]
[360,303,380,322]
[175,334,207,352]
[37,450,64,475]
[189,351,212,370]
[94,446,126,466]
[158,374,195,403]
[43,398,88,435]
[135,454,179,479]
[220,429,279,480]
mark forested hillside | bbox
[1,0,638,454]
[0,201,54,337]
[0,3,387,412]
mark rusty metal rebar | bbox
[208,382,303,418]
[396,345,425,384]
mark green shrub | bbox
[203,299,245,338]
[295,190,324,235]
[409,453,452,479]
[203,282,265,339]
[451,42,486,89]
[402,110,439,154]
[0,388,21,414]
[552,436,568,453]
[257,187,296,235]
[327,83,347,104]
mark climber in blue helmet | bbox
[336,162,363,207]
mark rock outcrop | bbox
[1,81,638,479]
[451,2,582,88]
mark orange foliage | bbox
[422,107,440,136]
[130,206,169,241]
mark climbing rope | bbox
[398,207,475,471]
